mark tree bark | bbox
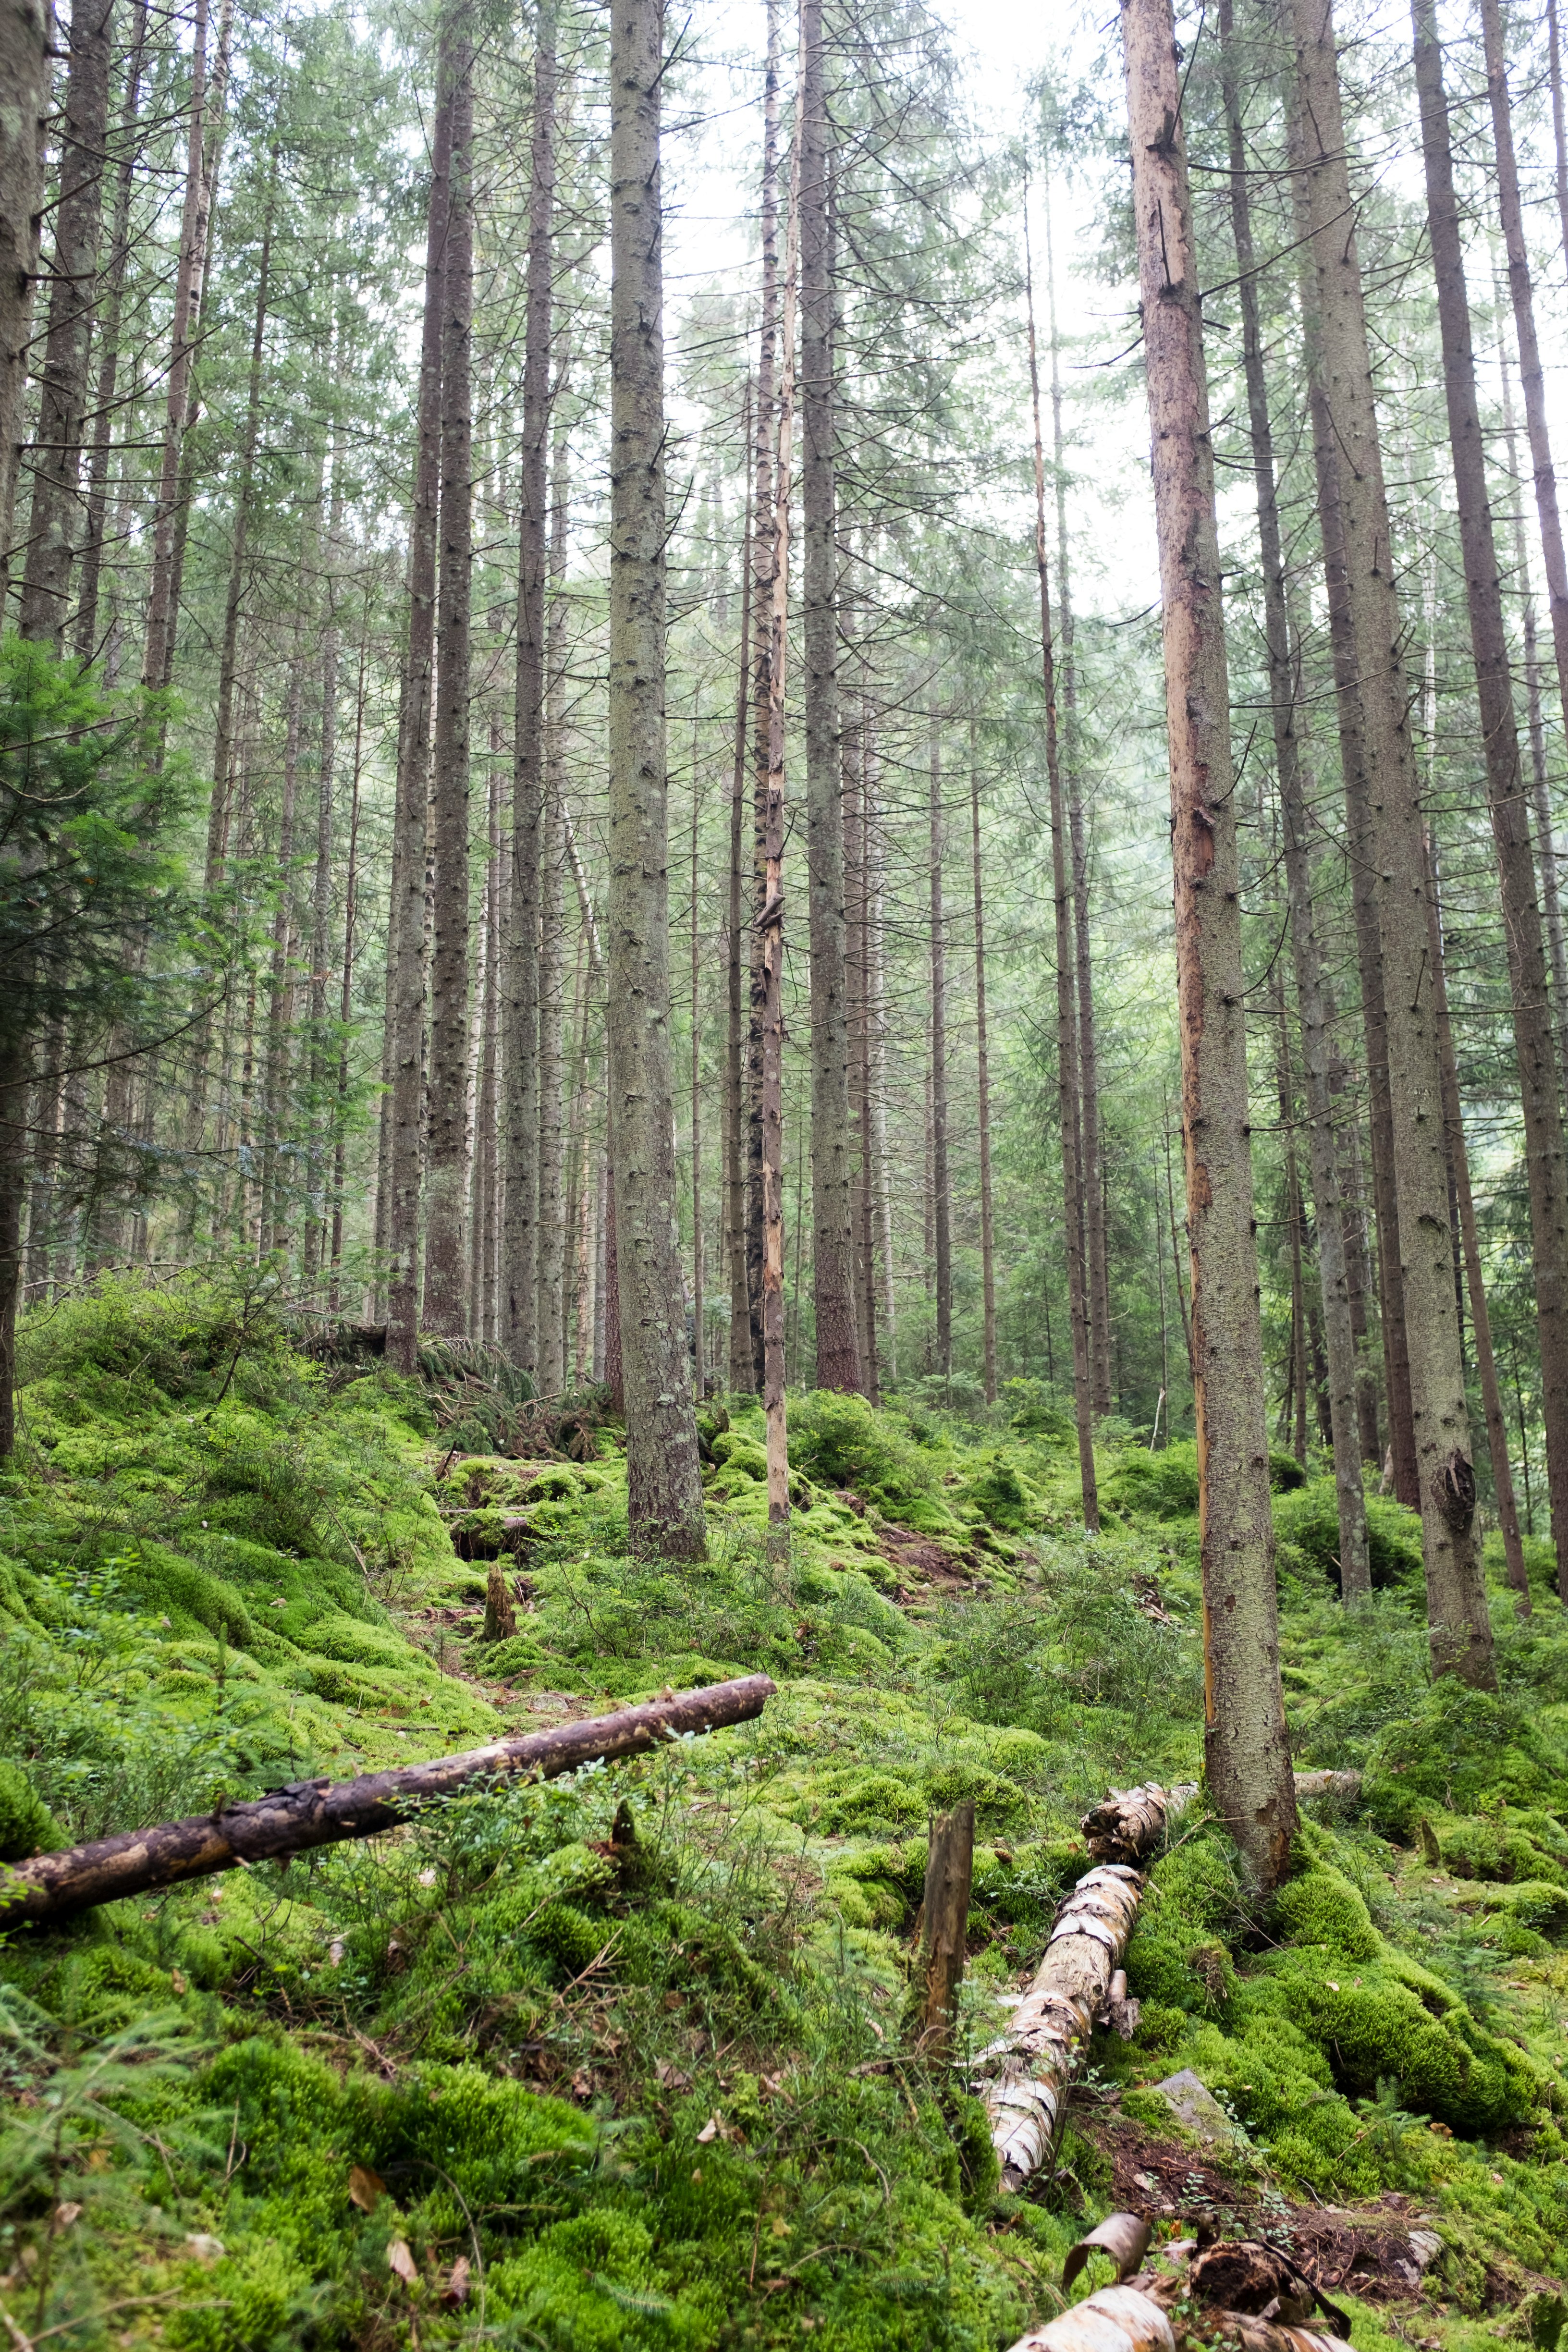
[1425,839,1530,1611]
[758,36,801,1557]
[1412,0,1568,1606]
[536,409,570,1392]
[1551,0,1568,285]
[971,736,997,1406]
[505,2,556,1376]
[0,1678,777,1924]
[72,0,147,661]
[746,0,783,1396]
[917,1801,974,2060]
[727,406,755,1394]
[1027,202,1097,1526]
[1220,0,1369,1596]
[422,28,474,1335]
[928,713,952,1389]
[1122,0,1297,1884]
[1292,0,1493,1686]
[1044,175,1111,1421]
[0,0,48,582]
[142,0,220,692]
[19,0,115,646]
[800,0,859,1394]
[688,711,703,1394]
[606,0,706,1557]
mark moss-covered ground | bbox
[0,1282,1566,2349]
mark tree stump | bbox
[481,1564,517,1643]
[919,1799,975,2058]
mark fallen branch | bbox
[1005,2223,1354,2352]
[977,1771,1364,2191]
[0,1675,776,1927]
[1005,2285,1352,2352]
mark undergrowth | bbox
[0,1275,1561,2348]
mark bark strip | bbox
[0,1677,776,1926]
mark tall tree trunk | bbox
[970,723,997,1407]
[1290,98,1418,1509]
[303,554,340,1286]
[1551,0,1568,285]
[505,2,556,1375]
[606,0,706,1557]
[1425,838,1531,1610]
[330,636,367,1308]
[746,0,783,1396]
[1292,0,1493,1686]
[1484,0,1568,1109]
[0,0,48,588]
[73,0,147,660]
[1122,0,1297,1884]
[758,40,801,1554]
[385,50,453,1371]
[142,0,223,691]
[1221,0,1369,1596]
[422,29,474,1335]
[727,400,754,1394]
[536,406,569,1392]
[1413,0,1568,1606]
[847,688,878,1399]
[1044,174,1110,1421]
[19,0,114,646]
[799,0,859,1393]
[259,617,307,1255]
[1026,200,1097,1526]
[688,724,704,1394]
[928,713,952,1389]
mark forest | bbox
[8,0,1568,2341]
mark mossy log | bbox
[0,1675,776,1926]
[980,1771,1364,2189]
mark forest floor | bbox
[0,1273,1565,2351]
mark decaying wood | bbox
[918,1799,975,2056]
[1062,2214,1152,2295]
[480,1564,518,1642]
[976,1860,1145,2189]
[983,1771,1364,2190]
[1005,2264,1354,2352]
[1006,2283,1176,2351]
[0,1675,775,1926]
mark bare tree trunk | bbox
[536,409,569,1391]
[1551,0,1568,287]
[19,0,115,645]
[1413,0,1568,1607]
[0,0,48,587]
[259,618,307,1255]
[422,29,474,1335]
[73,0,147,660]
[758,39,801,1554]
[868,723,895,1384]
[928,714,952,1390]
[688,725,704,1394]
[1027,203,1097,1524]
[385,51,453,1370]
[850,687,879,1403]
[606,0,706,1557]
[330,638,367,1307]
[1425,838,1530,1610]
[1043,176,1110,1421]
[1288,95,1419,1510]
[727,407,755,1394]
[1485,0,1568,1110]
[1292,0,1492,1686]
[746,0,783,1397]
[303,549,340,1287]
[1221,0,1368,1595]
[142,0,227,692]
[503,5,556,1376]
[970,729,997,1407]
[1122,0,1297,1885]
[800,0,859,1394]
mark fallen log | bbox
[979,1771,1365,2190]
[0,1674,776,1927]
[1004,2289,1352,2352]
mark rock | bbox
[1151,2068,1235,2144]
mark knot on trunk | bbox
[1432,1446,1476,1533]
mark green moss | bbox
[0,1758,58,1860]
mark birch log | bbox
[1005,2290,1351,2352]
[980,1773,1361,2189]
[0,1675,775,1926]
